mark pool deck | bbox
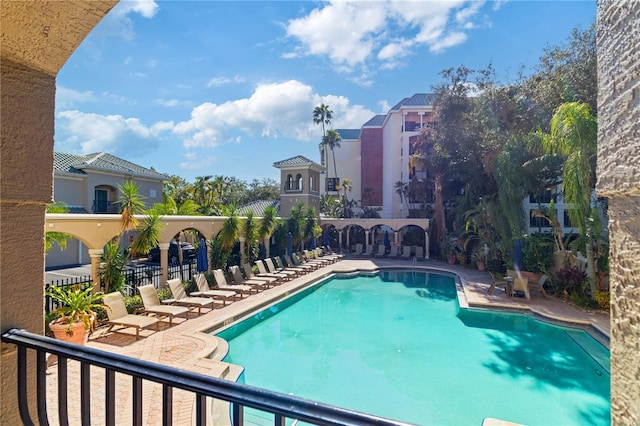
[45,257,610,425]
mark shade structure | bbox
[384,231,390,248]
[197,238,209,272]
[287,232,293,256]
[514,238,523,271]
[311,233,317,249]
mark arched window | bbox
[286,174,293,190]
[296,174,303,190]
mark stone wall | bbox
[596,1,640,424]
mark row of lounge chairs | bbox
[101,247,343,339]
[352,243,426,260]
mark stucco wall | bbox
[54,175,85,206]
[596,1,640,424]
[361,128,383,207]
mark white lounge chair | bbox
[400,245,412,260]
[374,244,387,258]
[242,263,279,287]
[213,269,256,297]
[255,260,291,281]
[166,278,214,315]
[138,285,190,325]
[102,292,159,339]
[191,273,238,306]
[229,265,270,291]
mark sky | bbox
[55,0,596,185]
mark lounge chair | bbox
[285,254,316,271]
[387,245,399,258]
[513,276,531,299]
[276,256,308,274]
[102,292,159,339]
[255,260,291,281]
[321,246,343,261]
[400,245,412,260]
[358,245,374,257]
[415,246,424,261]
[165,278,214,315]
[213,269,256,297]
[137,284,190,325]
[528,274,548,298]
[191,273,239,306]
[266,257,300,277]
[487,273,508,295]
[373,244,387,258]
[242,263,279,287]
[352,243,364,255]
[229,265,270,291]
[302,250,329,267]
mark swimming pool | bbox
[215,270,610,425]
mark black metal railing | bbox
[45,261,197,311]
[1,329,414,426]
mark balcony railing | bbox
[1,329,414,426]
[92,200,119,214]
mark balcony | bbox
[92,200,119,214]
[2,328,411,426]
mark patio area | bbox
[45,257,610,425]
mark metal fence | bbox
[45,260,197,313]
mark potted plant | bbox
[46,285,106,345]
[471,247,488,271]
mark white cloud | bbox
[113,0,159,19]
[56,86,96,109]
[156,98,190,107]
[206,75,246,88]
[56,110,171,156]
[285,0,490,76]
[174,80,375,149]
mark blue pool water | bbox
[216,271,610,425]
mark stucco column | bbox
[88,249,103,292]
[338,229,344,253]
[264,236,271,259]
[596,3,640,423]
[345,228,350,252]
[394,231,399,247]
[159,243,170,287]
[239,237,246,266]
[424,230,430,259]
[0,3,117,423]
[365,230,370,247]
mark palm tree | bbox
[45,202,72,253]
[288,202,306,251]
[543,101,598,294]
[322,129,342,184]
[313,103,333,167]
[304,206,320,248]
[394,181,409,213]
[242,211,259,263]
[116,180,146,235]
[258,205,280,257]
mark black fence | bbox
[2,328,413,426]
[45,260,197,313]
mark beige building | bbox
[47,152,166,268]
[0,1,639,424]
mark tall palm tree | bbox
[288,202,306,251]
[116,180,146,234]
[313,103,333,167]
[543,102,598,294]
[258,205,280,256]
[242,211,259,263]
[304,206,320,247]
[322,129,342,184]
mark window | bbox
[296,174,303,191]
[94,189,108,213]
[564,210,575,227]
[150,189,157,198]
[529,190,558,204]
[529,210,550,228]
[326,177,340,192]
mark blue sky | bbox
[55,0,596,184]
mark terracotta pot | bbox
[49,320,89,345]
[476,262,486,271]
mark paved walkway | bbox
[45,257,610,425]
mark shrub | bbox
[570,292,599,309]
[555,265,588,296]
[125,295,143,314]
[520,233,555,274]
[594,291,610,310]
